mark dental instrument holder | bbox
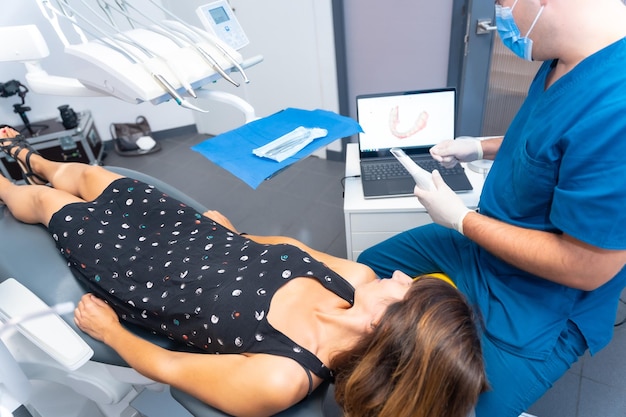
[0,22,261,117]
[65,26,261,111]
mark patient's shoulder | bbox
[239,354,320,411]
[259,354,321,398]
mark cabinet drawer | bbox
[351,231,403,253]
[349,211,429,233]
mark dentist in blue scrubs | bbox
[357,0,626,416]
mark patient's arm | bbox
[74,294,312,417]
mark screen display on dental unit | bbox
[209,6,230,24]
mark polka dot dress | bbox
[48,178,353,379]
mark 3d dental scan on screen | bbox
[2,1,626,417]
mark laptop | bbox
[356,87,473,199]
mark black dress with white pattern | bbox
[48,178,354,379]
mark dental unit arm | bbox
[2,0,263,120]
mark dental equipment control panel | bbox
[196,1,250,50]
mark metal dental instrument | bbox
[163,19,250,84]
[144,0,249,84]
[163,18,250,84]
[56,0,151,59]
[91,0,235,92]
[95,0,236,94]
[139,26,200,97]
[54,0,89,43]
[114,0,134,28]
[56,0,198,105]
[115,35,198,98]
[265,131,313,157]
[162,26,241,87]
[97,0,116,28]
[67,0,197,98]
[161,20,248,85]
[112,0,242,87]
[40,0,136,62]
[46,0,207,110]
[152,74,208,113]
[36,0,71,47]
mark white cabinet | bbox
[343,143,485,260]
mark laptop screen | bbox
[356,88,456,158]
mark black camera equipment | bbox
[58,104,78,129]
[0,79,48,136]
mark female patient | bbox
[0,127,487,417]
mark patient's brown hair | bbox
[332,277,488,417]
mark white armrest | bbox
[0,339,32,407]
[0,278,93,370]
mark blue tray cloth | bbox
[191,108,362,189]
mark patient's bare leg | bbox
[0,175,84,226]
[34,160,123,202]
[1,129,123,201]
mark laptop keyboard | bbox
[361,159,464,181]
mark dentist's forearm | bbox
[461,211,626,291]
[478,137,503,160]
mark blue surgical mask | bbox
[495,1,544,61]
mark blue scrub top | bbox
[478,38,626,358]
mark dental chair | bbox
[0,167,338,417]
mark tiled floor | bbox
[102,131,626,417]
[527,305,626,417]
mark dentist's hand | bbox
[413,170,473,235]
[430,137,483,168]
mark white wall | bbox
[342,0,454,118]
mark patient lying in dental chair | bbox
[0,126,487,417]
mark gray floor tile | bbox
[527,370,581,417]
[580,324,626,385]
[577,377,626,417]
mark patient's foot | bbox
[0,127,48,185]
